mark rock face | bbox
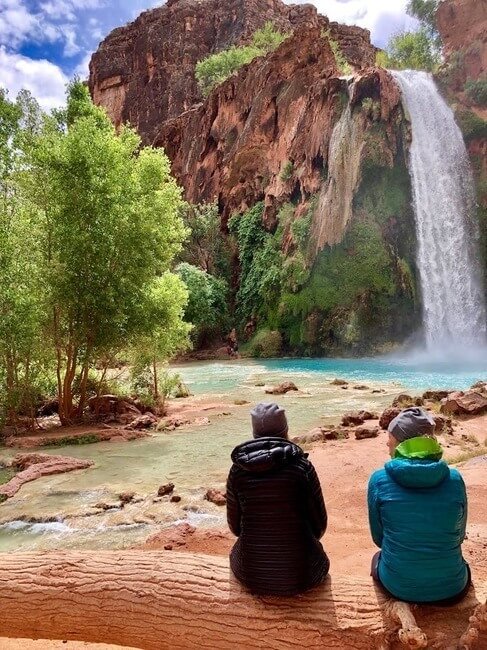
[89,0,375,146]
[155,35,401,230]
[437,0,487,88]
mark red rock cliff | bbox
[89,0,376,145]
[154,25,401,244]
[437,0,487,87]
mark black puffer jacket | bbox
[226,437,329,596]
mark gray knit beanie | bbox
[388,407,435,442]
[250,402,289,439]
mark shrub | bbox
[456,110,487,142]
[280,160,294,182]
[322,30,352,74]
[464,79,487,107]
[247,329,282,358]
[229,204,283,324]
[176,263,230,344]
[195,23,288,96]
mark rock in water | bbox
[158,483,175,497]
[205,488,227,506]
[265,382,299,395]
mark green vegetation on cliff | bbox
[230,156,419,356]
[195,22,288,96]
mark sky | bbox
[0,0,418,111]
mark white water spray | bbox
[393,70,487,355]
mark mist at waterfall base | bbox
[391,70,487,365]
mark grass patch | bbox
[0,467,15,485]
[448,446,487,465]
[43,434,101,448]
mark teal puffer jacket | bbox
[368,451,469,602]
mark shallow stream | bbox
[0,356,484,552]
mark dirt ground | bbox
[1,414,486,649]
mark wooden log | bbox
[0,551,485,650]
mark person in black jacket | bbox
[226,402,329,595]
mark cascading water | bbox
[392,70,487,355]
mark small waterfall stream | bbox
[392,70,487,354]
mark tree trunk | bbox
[0,551,485,650]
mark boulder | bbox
[324,428,350,441]
[441,390,487,416]
[265,381,299,395]
[433,414,454,435]
[353,385,369,390]
[36,398,59,417]
[170,495,182,503]
[126,413,158,430]
[119,491,136,505]
[354,425,380,440]
[158,483,175,497]
[293,428,325,444]
[341,410,376,426]
[471,381,487,392]
[393,393,425,407]
[422,390,450,401]
[330,378,348,386]
[379,407,401,430]
[204,488,227,506]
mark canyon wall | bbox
[89,0,375,145]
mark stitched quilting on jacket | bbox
[226,437,329,596]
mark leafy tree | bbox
[382,29,440,71]
[24,81,188,424]
[180,201,230,277]
[176,263,230,345]
[406,0,441,48]
[195,22,288,96]
[130,273,191,401]
[0,90,47,427]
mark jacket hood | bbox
[231,437,304,473]
[385,457,450,489]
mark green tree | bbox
[180,201,230,277]
[195,23,288,96]
[130,273,191,402]
[24,81,188,424]
[407,0,441,47]
[0,89,47,428]
[176,263,230,345]
[383,29,440,71]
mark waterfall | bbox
[392,70,487,355]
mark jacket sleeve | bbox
[226,465,241,537]
[305,462,327,539]
[367,473,383,548]
[459,474,468,541]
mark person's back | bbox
[227,403,329,596]
[368,408,469,604]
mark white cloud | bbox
[73,50,92,79]
[290,0,418,47]
[0,46,68,110]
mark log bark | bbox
[0,551,485,650]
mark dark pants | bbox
[370,552,472,606]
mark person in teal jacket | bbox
[367,407,470,604]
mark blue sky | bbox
[0,0,417,110]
